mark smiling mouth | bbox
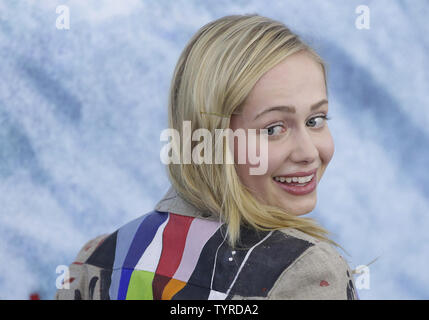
[273,174,315,185]
[272,172,317,195]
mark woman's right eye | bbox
[265,124,285,136]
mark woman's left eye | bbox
[307,115,331,128]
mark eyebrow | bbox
[253,99,328,120]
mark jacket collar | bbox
[154,187,320,246]
[154,186,221,222]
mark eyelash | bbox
[265,114,332,136]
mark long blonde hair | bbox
[166,14,339,249]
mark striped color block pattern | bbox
[84,210,313,300]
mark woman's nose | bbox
[288,129,318,164]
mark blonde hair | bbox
[166,14,339,249]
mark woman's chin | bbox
[275,194,317,216]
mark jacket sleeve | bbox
[54,234,109,300]
[267,242,358,300]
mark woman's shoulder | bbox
[278,227,323,244]
[54,233,111,300]
[54,210,199,300]
[275,228,354,277]
[261,228,358,300]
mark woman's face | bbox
[229,51,334,216]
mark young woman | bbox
[56,14,358,300]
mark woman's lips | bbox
[275,168,318,178]
[273,172,317,196]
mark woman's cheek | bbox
[263,147,283,178]
[321,132,335,165]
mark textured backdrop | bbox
[1,0,428,299]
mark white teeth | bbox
[274,174,314,184]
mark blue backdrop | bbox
[1,0,428,299]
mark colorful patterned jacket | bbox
[55,186,358,300]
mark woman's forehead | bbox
[239,53,326,116]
